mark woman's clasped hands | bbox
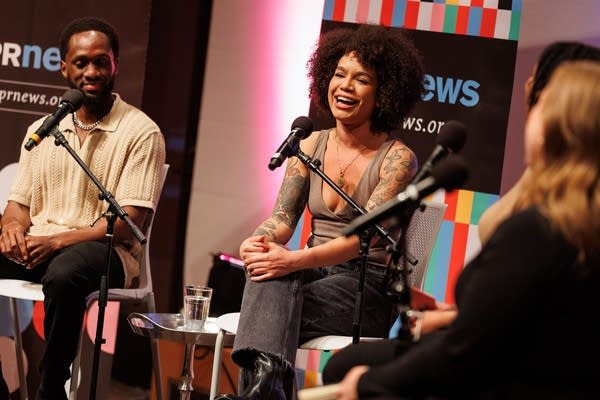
[239,235,300,281]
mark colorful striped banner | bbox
[423,189,499,303]
[322,0,521,40]
[288,209,313,250]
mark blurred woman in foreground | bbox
[323,60,600,399]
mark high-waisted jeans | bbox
[232,261,395,368]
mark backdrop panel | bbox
[296,0,521,388]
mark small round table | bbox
[127,312,235,400]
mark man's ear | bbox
[60,60,67,79]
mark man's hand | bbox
[23,235,58,268]
[0,220,30,265]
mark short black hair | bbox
[59,17,120,60]
[307,24,424,133]
[529,42,600,108]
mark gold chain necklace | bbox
[334,133,366,188]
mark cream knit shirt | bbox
[9,94,166,287]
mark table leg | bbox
[178,343,196,400]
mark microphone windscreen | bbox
[430,156,469,191]
[61,89,85,111]
[291,116,314,139]
[437,120,467,153]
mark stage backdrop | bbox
[0,2,152,397]
[294,0,521,388]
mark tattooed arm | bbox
[366,140,417,212]
[238,150,310,274]
[253,156,310,244]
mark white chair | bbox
[209,201,448,393]
[210,313,241,400]
[0,164,169,400]
[0,280,44,400]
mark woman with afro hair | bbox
[216,24,425,400]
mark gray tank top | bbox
[307,129,395,268]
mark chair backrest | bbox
[400,200,447,289]
[90,164,169,302]
[0,162,19,213]
[138,163,169,292]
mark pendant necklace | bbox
[334,133,366,188]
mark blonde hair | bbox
[516,61,600,265]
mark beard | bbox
[66,77,115,106]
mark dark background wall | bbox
[141,0,213,314]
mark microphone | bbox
[24,88,85,151]
[343,156,469,236]
[268,116,313,170]
[411,120,467,183]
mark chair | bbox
[0,164,169,400]
[209,200,447,393]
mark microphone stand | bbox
[50,128,146,400]
[294,149,412,344]
[384,203,422,342]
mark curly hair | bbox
[59,17,120,60]
[528,42,600,108]
[307,24,424,133]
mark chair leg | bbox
[68,321,84,400]
[210,329,225,400]
[147,295,164,400]
[9,298,29,400]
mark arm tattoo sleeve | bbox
[366,145,417,211]
[254,157,309,239]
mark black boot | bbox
[215,352,291,400]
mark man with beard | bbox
[0,17,165,400]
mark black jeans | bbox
[0,241,124,399]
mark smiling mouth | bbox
[82,83,102,92]
[335,95,358,106]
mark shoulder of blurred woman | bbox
[478,169,532,245]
